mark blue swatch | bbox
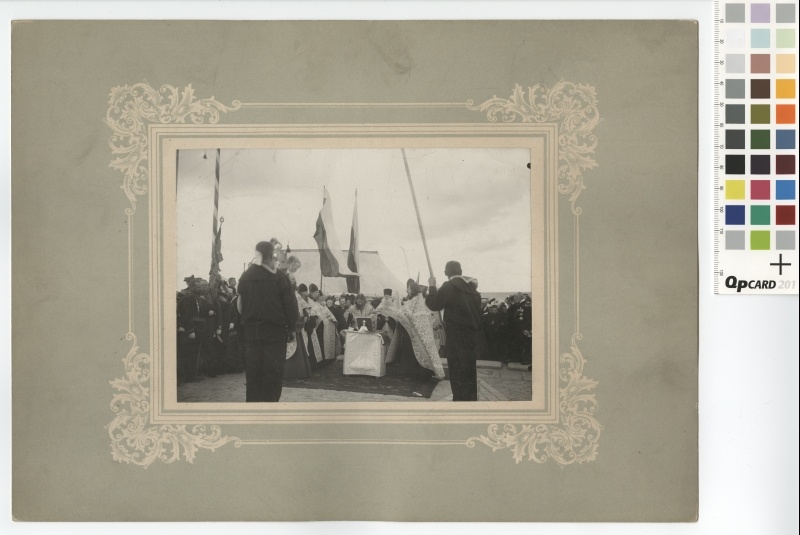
[776,180,796,200]
[726,205,746,225]
[776,130,796,150]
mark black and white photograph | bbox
[175,147,534,403]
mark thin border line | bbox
[238,102,467,108]
[154,126,554,424]
[238,439,467,446]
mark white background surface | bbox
[2,1,798,533]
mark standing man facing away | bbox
[426,260,482,401]
[237,240,298,402]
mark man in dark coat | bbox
[199,280,227,378]
[177,277,218,381]
[483,303,508,362]
[196,279,220,378]
[516,295,533,365]
[177,278,205,384]
[426,260,482,401]
[211,281,234,375]
[506,293,533,364]
[225,289,244,373]
[237,241,299,402]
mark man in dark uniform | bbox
[195,279,220,379]
[225,286,244,373]
[237,240,299,402]
[426,260,482,401]
[208,280,233,376]
[517,295,533,365]
[506,293,532,364]
[483,303,508,362]
[177,278,203,384]
[177,277,215,383]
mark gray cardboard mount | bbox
[11,21,697,521]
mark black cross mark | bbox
[770,254,791,276]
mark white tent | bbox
[287,249,405,297]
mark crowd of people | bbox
[174,275,449,388]
[176,275,242,385]
[176,239,533,402]
[478,294,533,365]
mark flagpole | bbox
[210,148,221,281]
[347,189,360,295]
[320,187,324,293]
[401,148,434,279]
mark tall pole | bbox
[401,148,434,279]
[402,149,443,331]
[319,186,325,293]
[210,148,222,281]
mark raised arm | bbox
[425,281,453,312]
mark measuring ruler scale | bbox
[714,0,798,294]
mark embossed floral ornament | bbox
[107,333,239,467]
[466,84,600,463]
[468,335,601,465]
[105,83,239,213]
[468,80,600,211]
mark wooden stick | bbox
[402,150,444,330]
[401,149,434,279]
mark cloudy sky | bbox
[176,148,531,293]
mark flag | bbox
[313,187,356,278]
[346,189,360,293]
[209,149,223,280]
[213,221,224,263]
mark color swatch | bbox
[716,1,798,294]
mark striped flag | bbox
[213,221,224,264]
[313,187,356,278]
[346,189,360,293]
[209,149,223,281]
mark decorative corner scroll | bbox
[106,83,241,466]
[467,334,602,465]
[105,83,240,214]
[467,82,600,464]
[468,80,600,213]
[107,333,240,468]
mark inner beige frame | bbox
[151,123,556,424]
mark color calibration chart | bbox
[715,1,798,294]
